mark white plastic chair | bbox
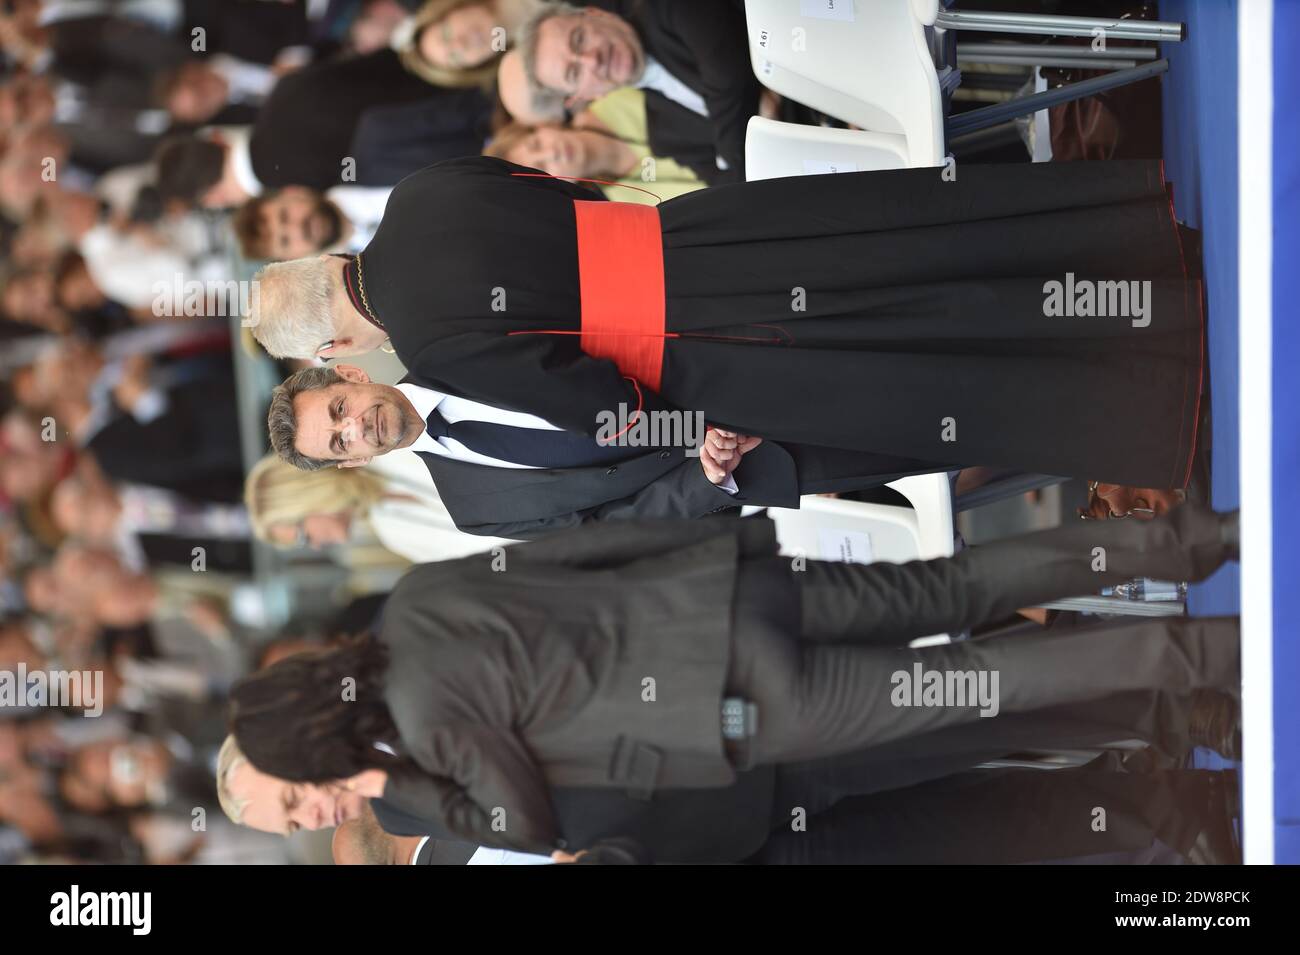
[768,472,955,646]
[744,0,947,166]
[745,116,914,181]
[743,0,1182,161]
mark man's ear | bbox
[331,364,370,384]
[316,338,350,359]
[337,457,372,469]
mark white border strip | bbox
[1238,0,1274,866]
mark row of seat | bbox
[742,0,1185,177]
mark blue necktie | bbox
[425,406,639,469]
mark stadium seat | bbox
[743,0,1184,162]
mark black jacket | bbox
[378,517,780,851]
[590,0,758,183]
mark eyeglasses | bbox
[1078,482,1185,520]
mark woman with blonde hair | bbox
[244,452,510,563]
[394,0,545,88]
[484,88,706,205]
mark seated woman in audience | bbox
[395,0,546,87]
[244,452,509,564]
[485,88,707,204]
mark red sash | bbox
[572,199,668,392]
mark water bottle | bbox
[1103,578,1187,602]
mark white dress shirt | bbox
[205,125,263,199]
[210,55,276,106]
[326,185,393,253]
[637,56,708,117]
[635,57,729,172]
[395,381,738,492]
[78,222,191,310]
[364,449,513,562]
[407,837,552,865]
[396,382,565,470]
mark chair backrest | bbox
[744,0,945,165]
[769,486,954,645]
[745,116,911,181]
[885,472,955,560]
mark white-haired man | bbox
[501,1,757,182]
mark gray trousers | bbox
[728,503,1238,765]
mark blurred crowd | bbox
[0,0,540,865]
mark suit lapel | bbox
[414,449,683,525]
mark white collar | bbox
[410,835,430,865]
[216,126,262,198]
[395,381,444,421]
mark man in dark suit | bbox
[226,504,1240,855]
[507,0,758,182]
[82,350,247,504]
[225,688,1239,864]
[248,48,491,190]
[333,802,479,865]
[265,364,946,539]
[373,760,1241,866]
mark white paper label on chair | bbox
[800,0,856,22]
[818,529,873,564]
[801,159,859,175]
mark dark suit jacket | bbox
[378,517,780,851]
[413,836,478,865]
[374,761,778,864]
[412,426,798,540]
[50,72,171,173]
[45,16,190,89]
[84,358,246,503]
[591,0,758,183]
[348,92,493,187]
[250,49,486,189]
[182,0,311,65]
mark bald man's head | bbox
[332,803,425,865]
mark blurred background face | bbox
[56,258,105,312]
[267,510,354,550]
[167,64,229,125]
[534,11,644,102]
[506,126,588,177]
[419,3,499,70]
[0,76,55,128]
[258,189,345,260]
[66,740,172,811]
[52,480,120,544]
[2,271,55,324]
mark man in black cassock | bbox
[254,155,1203,493]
